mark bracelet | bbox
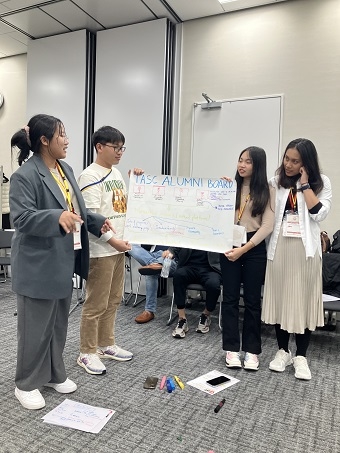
[248,240,255,248]
[301,183,311,191]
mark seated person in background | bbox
[170,248,222,338]
[128,244,177,323]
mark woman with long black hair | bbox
[262,138,332,380]
[221,146,274,371]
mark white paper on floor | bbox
[42,398,115,433]
[187,370,239,395]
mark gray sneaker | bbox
[172,318,189,338]
[196,313,211,333]
[97,345,133,362]
[77,353,106,375]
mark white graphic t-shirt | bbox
[78,163,127,258]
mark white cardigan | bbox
[267,174,332,260]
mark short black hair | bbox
[92,126,125,150]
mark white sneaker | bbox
[293,356,312,380]
[15,387,45,410]
[97,344,133,362]
[269,349,293,372]
[44,378,77,393]
[172,318,189,338]
[225,351,242,368]
[77,353,106,375]
[244,352,259,370]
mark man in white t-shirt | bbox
[77,126,143,375]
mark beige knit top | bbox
[235,182,275,246]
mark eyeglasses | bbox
[102,143,126,153]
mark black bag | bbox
[331,230,340,253]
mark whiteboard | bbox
[190,95,283,180]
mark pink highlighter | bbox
[160,375,167,390]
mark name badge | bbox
[283,214,301,238]
[233,224,247,247]
[73,221,82,250]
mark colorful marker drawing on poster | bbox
[123,174,236,253]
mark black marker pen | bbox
[214,398,226,413]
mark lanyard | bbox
[237,193,250,225]
[288,187,297,211]
[50,162,75,213]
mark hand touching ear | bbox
[299,167,309,185]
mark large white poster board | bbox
[124,174,236,253]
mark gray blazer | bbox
[9,154,105,299]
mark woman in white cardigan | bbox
[262,138,332,381]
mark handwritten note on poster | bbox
[124,174,236,253]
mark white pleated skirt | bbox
[261,226,324,334]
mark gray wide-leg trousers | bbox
[15,294,72,391]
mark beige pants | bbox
[80,253,125,353]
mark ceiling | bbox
[0,0,291,59]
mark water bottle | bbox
[161,253,173,278]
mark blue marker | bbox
[166,377,176,393]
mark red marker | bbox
[160,375,167,390]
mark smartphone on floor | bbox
[206,375,230,387]
[143,376,159,389]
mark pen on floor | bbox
[106,410,113,418]
[214,398,226,413]
[174,375,184,390]
[160,375,167,390]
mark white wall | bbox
[95,19,168,185]
[0,54,27,177]
[27,30,89,178]
[178,0,340,234]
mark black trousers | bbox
[173,266,221,312]
[220,238,266,354]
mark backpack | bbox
[331,230,340,253]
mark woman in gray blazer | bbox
[10,114,110,410]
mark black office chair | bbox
[0,229,14,283]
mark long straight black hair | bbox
[277,138,324,194]
[235,146,270,217]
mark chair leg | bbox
[218,287,222,331]
[134,274,141,305]
[167,293,178,326]
[123,255,134,305]
[132,274,146,307]
[69,276,86,315]
[0,265,8,283]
